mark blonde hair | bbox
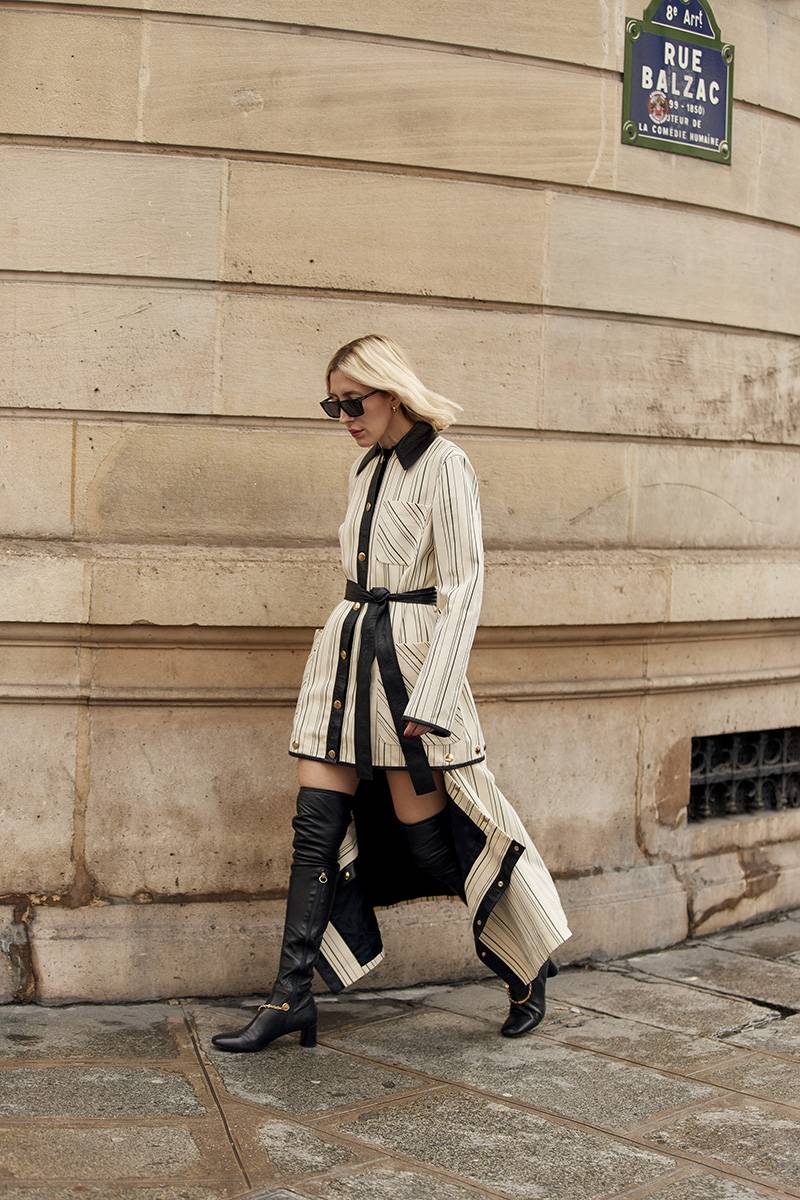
[325,335,463,431]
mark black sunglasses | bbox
[320,388,382,419]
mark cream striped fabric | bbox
[289,436,488,767]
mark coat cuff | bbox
[401,711,452,738]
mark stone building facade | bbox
[1,0,798,1002]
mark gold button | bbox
[475,745,481,753]
[327,749,336,759]
[358,551,366,561]
[333,699,342,710]
[352,602,361,610]
[344,870,350,880]
[366,501,372,510]
[445,754,454,762]
[291,740,299,749]
[340,649,347,660]
[497,879,504,888]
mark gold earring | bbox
[391,404,398,412]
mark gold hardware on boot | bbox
[505,981,532,1005]
[256,1001,291,1012]
[318,871,328,883]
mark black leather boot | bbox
[211,786,352,1054]
[500,957,559,1037]
[399,805,466,902]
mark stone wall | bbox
[1,0,799,1003]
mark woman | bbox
[211,335,572,1054]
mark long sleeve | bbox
[402,449,484,736]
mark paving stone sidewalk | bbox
[1,911,799,1200]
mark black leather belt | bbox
[344,579,439,796]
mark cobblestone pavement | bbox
[1,912,799,1200]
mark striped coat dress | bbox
[288,419,573,993]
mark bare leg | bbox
[386,768,447,824]
[297,758,358,795]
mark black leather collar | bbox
[355,420,438,475]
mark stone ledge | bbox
[3,544,800,627]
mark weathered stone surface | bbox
[420,980,508,1024]
[624,945,800,1010]
[547,967,775,1037]
[0,910,28,1003]
[0,146,222,279]
[35,0,799,122]
[195,1005,421,1114]
[0,280,218,413]
[0,1065,206,1117]
[643,1101,800,1187]
[314,995,413,1037]
[0,1188,231,1200]
[638,1172,791,1199]
[225,163,546,303]
[539,1011,736,1075]
[0,705,77,894]
[73,423,350,544]
[638,678,800,866]
[145,21,607,186]
[77,546,800,630]
[335,1089,677,1198]
[30,894,485,1005]
[85,705,298,895]
[31,899,290,1004]
[0,1002,181,1060]
[0,419,73,537]
[725,1013,800,1059]
[218,292,541,426]
[632,441,800,550]
[549,864,688,960]
[0,10,139,140]
[327,1007,714,1128]
[254,1119,358,1175]
[0,551,86,623]
[547,192,800,337]
[705,919,800,961]
[540,313,800,446]
[283,1163,497,1199]
[0,1126,205,1181]
[691,1051,800,1106]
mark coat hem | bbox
[288,750,487,771]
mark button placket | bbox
[325,449,393,762]
[356,451,392,588]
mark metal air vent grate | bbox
[689,726,800,821]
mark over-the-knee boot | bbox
[399,805,466,902]
[211,786,352,1053]
[500,957,559,1037]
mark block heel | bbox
[299,1023,317,1048]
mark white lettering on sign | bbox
[650,42,718,101]
[663,42,703,72]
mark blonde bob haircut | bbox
[326,335,463,432]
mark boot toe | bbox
[500,1006,544,1037]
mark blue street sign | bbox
[622,0,734,163]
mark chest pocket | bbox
[372,498,431,566]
